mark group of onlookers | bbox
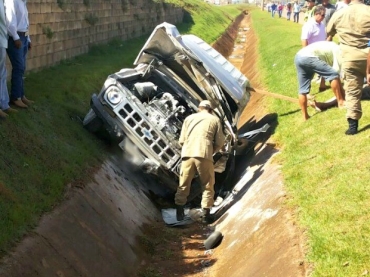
[294,0,370,135]
[267,0,370,135]
[0,0,32,119]
[269,2,285,18]
[267,1,302,22]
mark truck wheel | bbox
[83,109,103,133]
[204,231,223,250]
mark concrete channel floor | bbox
[0,12,309,277]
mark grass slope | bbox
[0,0,244,259]
[251,9,370,277]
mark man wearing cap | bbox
[174,100,225,224]
[326,0,370,134]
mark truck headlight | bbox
[106,87,122,105]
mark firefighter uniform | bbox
[326,1,370,133]
[174,101,225,209]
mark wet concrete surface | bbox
[205,13,307,277]
[0,12,307,277]
[0,157,162,277]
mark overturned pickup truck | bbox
[83,22,257,198]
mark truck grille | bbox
[117,102,180,168]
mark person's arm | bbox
[4,0,18,41]
[179,118,188,147]
[326,11,338,40]
[301,23,309,47]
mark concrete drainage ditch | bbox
[0,12,307,277]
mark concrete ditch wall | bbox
[0,156,162,277]
[11,0,183,72]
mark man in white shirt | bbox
[301,6,327,47]
[4,0,33,108]
[293,0,301,23]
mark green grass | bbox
[2,1,367,276]
[251,9,370,277]
[0,0,243,258]
[0,38,142,255]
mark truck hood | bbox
[133,22,251,121]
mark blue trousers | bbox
[0,47,9,110]
[293,12,300,22]
[7,35,29,101]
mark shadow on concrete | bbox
[212,112,279,223]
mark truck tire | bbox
[204,231,223,250]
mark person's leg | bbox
[175,158,196,206]
[295,54,314,120]
[329,78,346,108]
[0,47,9,111]
[319,76,328,91]
[299,94,310,120]
[342,60,366,134]
[314,59,345,108]
[7,36,27,107]
[21,38,33,104]
[308,97,337,111]
[195,158,215,210]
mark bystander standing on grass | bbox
[286,2,292,20]
[293,0,301,22]
[326,0,370,135]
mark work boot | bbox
[176,205,184,221]
[345,118,358,135]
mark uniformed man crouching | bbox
[174,100,225,224]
